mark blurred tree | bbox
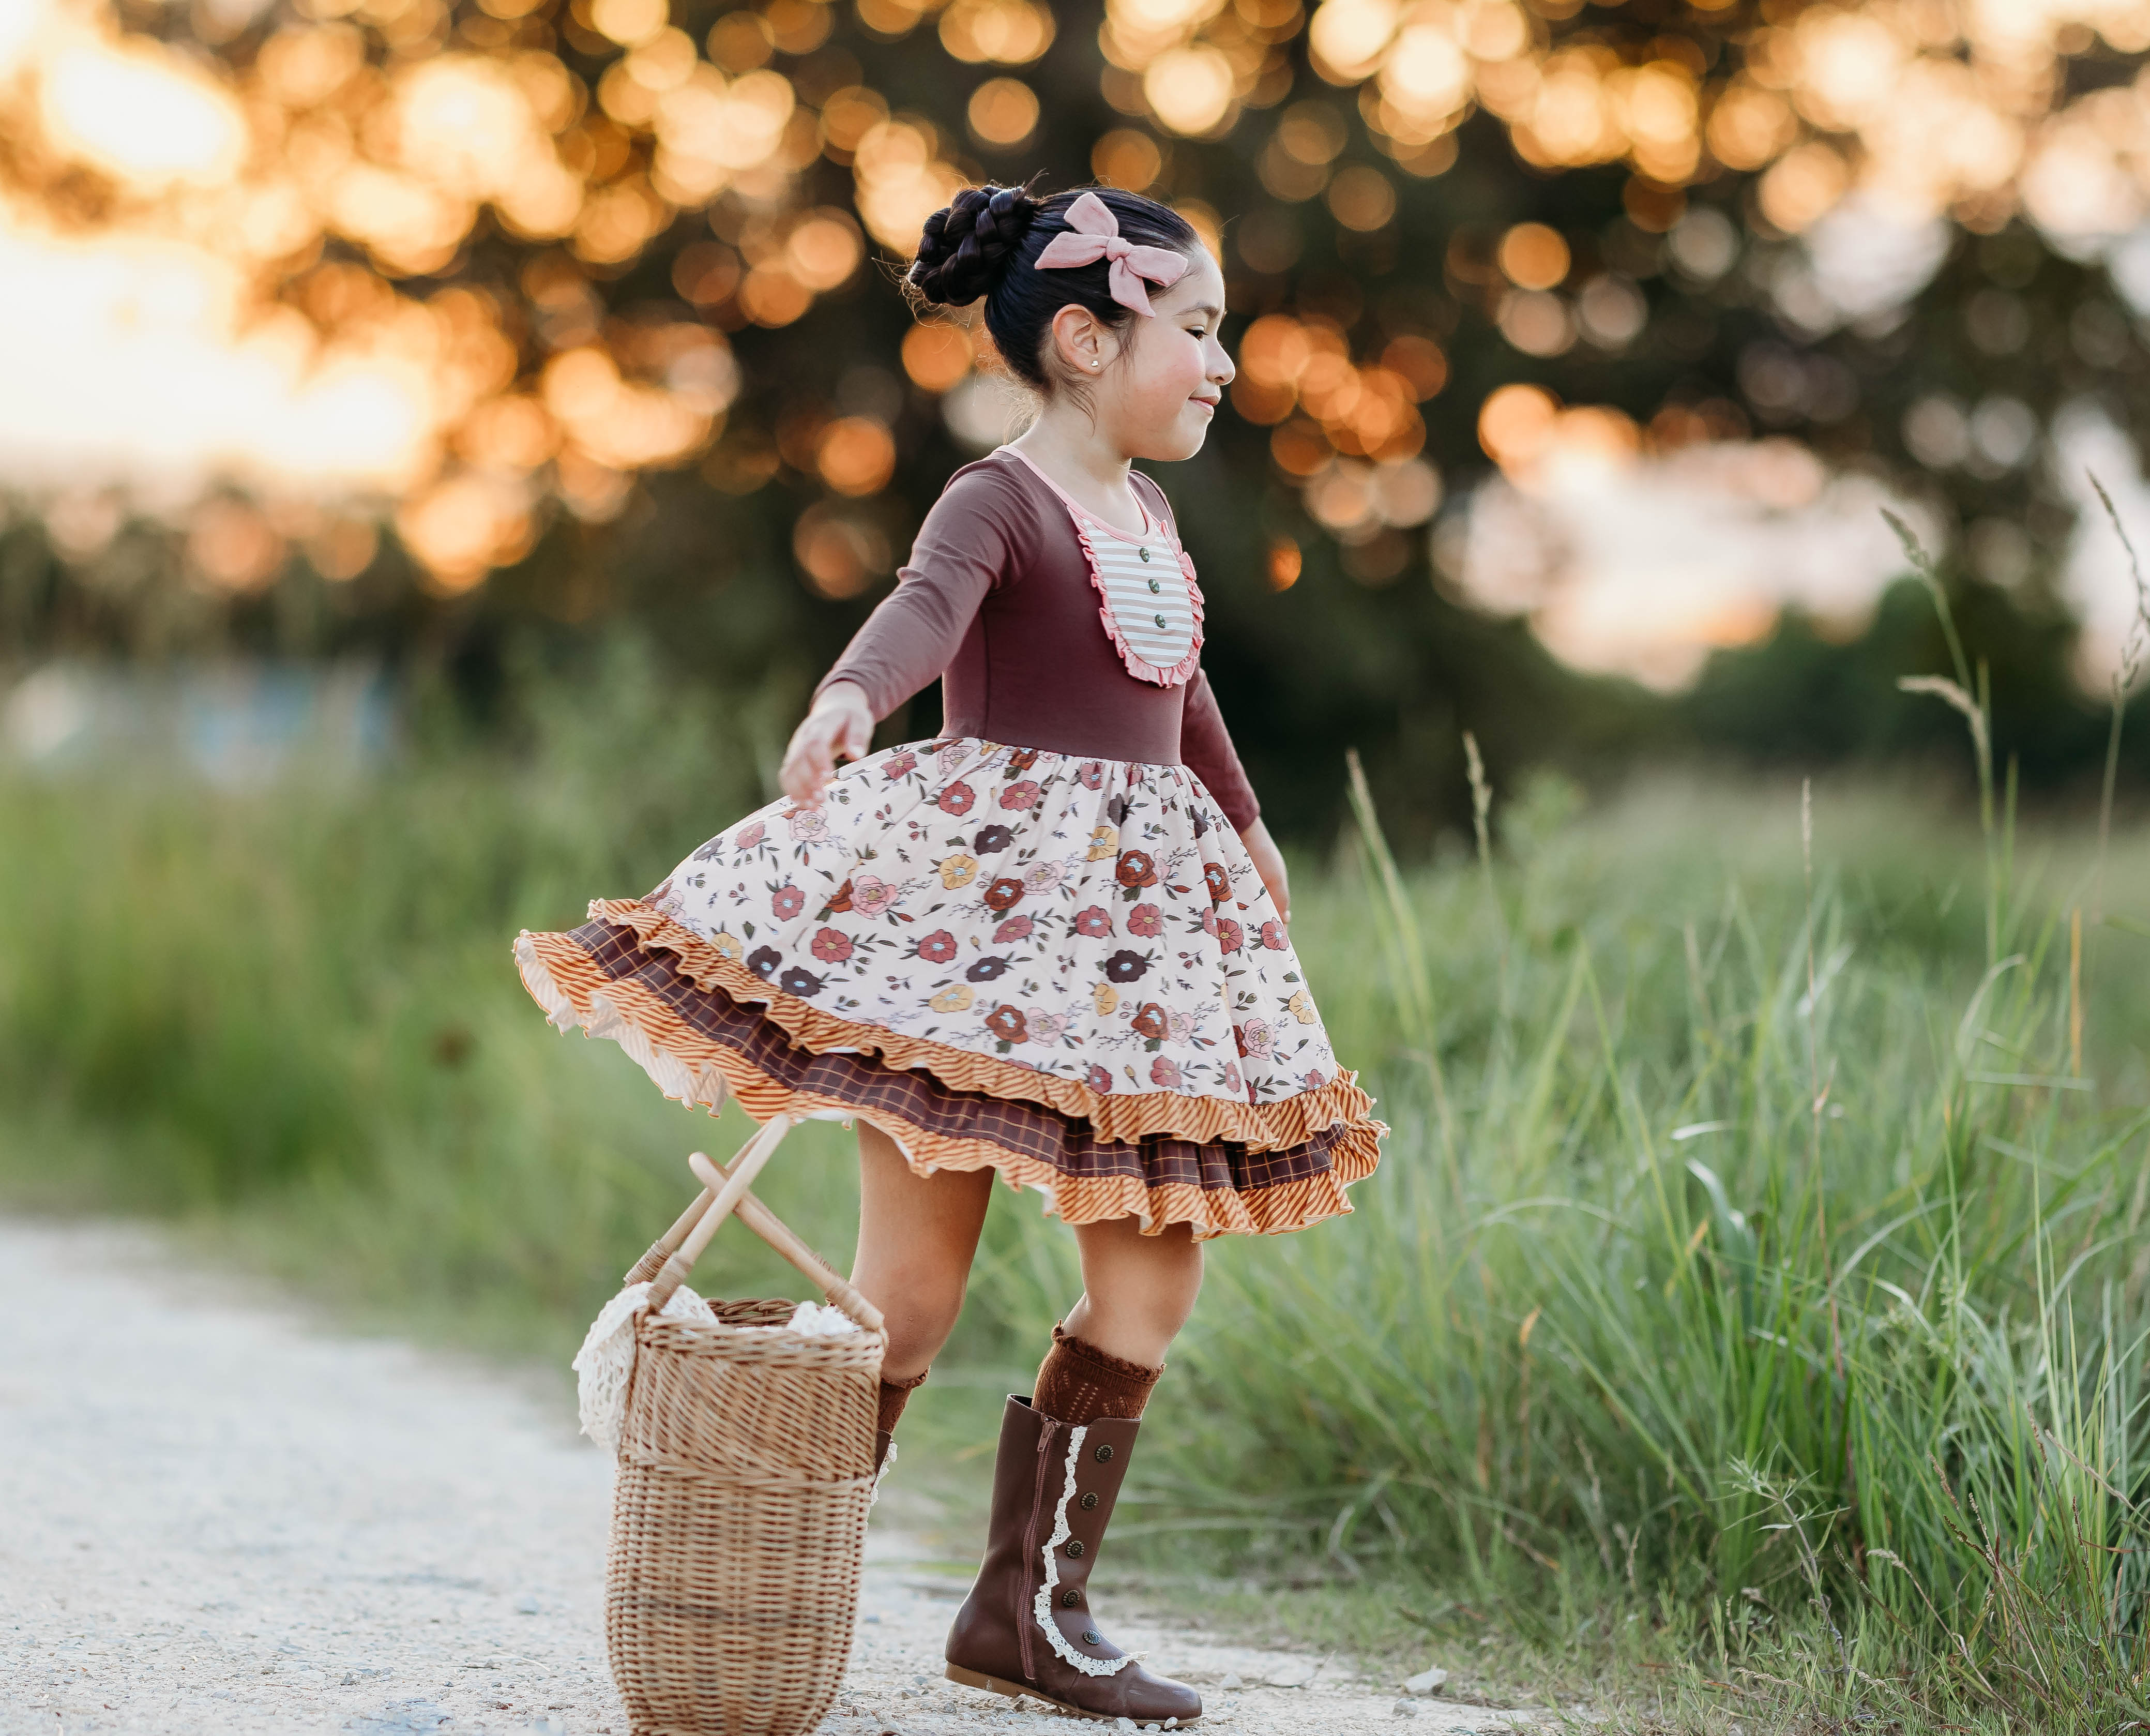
[2,0,2148,837]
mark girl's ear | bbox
[1048,304,1112,377]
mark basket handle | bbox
[643,1115,790,1315]
[685,1150,887,1336]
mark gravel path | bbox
[0,1218,1524,1736]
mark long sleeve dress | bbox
[515,447,1382,1237]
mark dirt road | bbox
[0,1219,1520,1736]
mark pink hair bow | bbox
[1033,191,1189,316]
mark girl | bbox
[516,182,1383,1726]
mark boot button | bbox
[1080,1492,1099,1509]
[1062,1589,1081,1607]
[1094,1444,1114,1462]
[1065,1539,1084,1557]
[1082,1630,1102,1646]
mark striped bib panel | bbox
[1088,534,1199,683]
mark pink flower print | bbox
[1165,1009,1194,1045]
[733,821,765,850]
[1026,1009,1070,1044]
[1022,861,1064,895]
[1216,918,1244,954]
[1149,1055,1183,1090]
[850,874,897,917]
[882,751,917,780]
[1085,1064,1114,1094]
[1077,760,1104,789]
[1304,1068,1327,1091]
[809,927,853,964]
[1236,1019,1273,1059]
[916,929,958,964]
[788,807,829,843]
[999,779,1042,811]
[1200,907,1219,935]
[771,884,806,920]
[993,915,1034,943]
[1222,1061,1243,1094]
[1074,905,1113,938]
[1259,919,1289,951]
[937,781,976,816]
[1203,862,1232,904]
[1126,902,1163,938]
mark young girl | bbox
[516,182,1383,1725]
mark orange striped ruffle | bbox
[517,927,1381,1240]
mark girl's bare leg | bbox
[851,1122,995,1382]
[1059,1216,1204,1368]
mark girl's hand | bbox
[780,682,874,805]
[1240,818,1290,923]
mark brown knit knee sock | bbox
[1033,1323,1162,1425]
[877,1368,929,1437]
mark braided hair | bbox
[907,184,1199,391]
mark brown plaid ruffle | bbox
[515,918,1382,1239]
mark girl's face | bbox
[1090,249,1234,461]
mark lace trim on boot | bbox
[1032,1424,1136,1678]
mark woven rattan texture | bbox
[607,1299,882,1736]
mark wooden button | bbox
[1062,1589,1082,1606]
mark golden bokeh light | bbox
[1497,222,1570,290]
[794,505,891,598]
[940,0,1054,64]
[785,210,864,291]
[397,473,533,593]
[1379,334,1446,401]
[1267,537,1301,591]
[1326,164,1396,230]
[1092,129,1165,190]
[589,0,664,47]
[902,323,973,394]
[817,416,898,496]
[968,77,1040,147]
[1145,44,1236,136]
[1479,383,1561,469]
[43,36,246,189]
[187,500,286,594]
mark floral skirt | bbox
[514,737,1383,1238]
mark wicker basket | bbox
[608,1119,886,1736]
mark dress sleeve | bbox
[814,464,1032,722]
[1181,669,1261,833]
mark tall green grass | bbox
[5,634,2150,1727]
[1062,769,2150,1728]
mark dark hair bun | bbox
[909,185,1038,306]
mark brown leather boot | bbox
[944,1396,1202,1725]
